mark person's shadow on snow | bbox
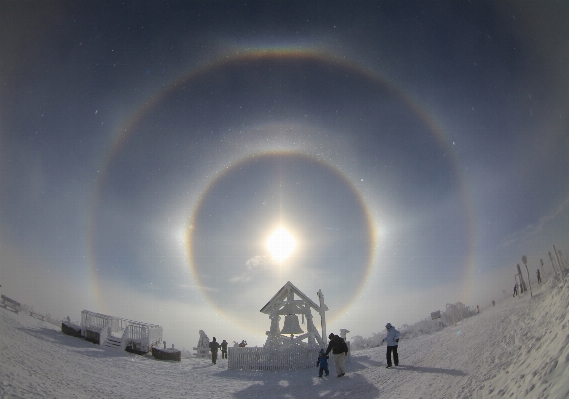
[228,368,380,399]
[395,365,467,376]
[347,354,383,371]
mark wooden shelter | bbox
[80,310,163,354]
[260,281,328,348]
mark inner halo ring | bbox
[186,150,377,331]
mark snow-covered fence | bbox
[228,346,319,371]
[80,310,162,352]
[99,323,110,345]
[2,300,63,327]
[1,295,21,313]
[81,311,114,331]
[81,311,114,344]
[125,322,163,353]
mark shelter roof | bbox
[259,281,328,314]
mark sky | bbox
[1,1,568,349]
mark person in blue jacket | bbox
[382,323,401,368]
[316,349,329,377]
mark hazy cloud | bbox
[230,255,271,282]
[499,192,569,248]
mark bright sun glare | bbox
[266,227,297,262]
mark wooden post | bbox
[516,264,527,292]
[522,255,532,297]
[548,252,558,276]
[317,289,326,347]
[553,245,564,271]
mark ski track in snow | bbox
[1,274,569,398]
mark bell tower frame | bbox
[260,281,328,348]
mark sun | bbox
[266,227,297,262]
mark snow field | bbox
[1,273,568,398]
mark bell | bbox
[281,314,304,335]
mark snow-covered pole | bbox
[562,250,569,268]
[558,250,567,270]
[522,256,532,297]
[548,251,558,276]
[317,289,326,346]
[553,245,564,271]
[516,264,527,293]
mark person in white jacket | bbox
[382,323,400,368]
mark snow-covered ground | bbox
[1,274,568,399]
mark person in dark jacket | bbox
[325,333,348,377]
[316,349,329,377]
[209,337,221,364]
[220,339,228,359]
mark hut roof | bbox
[259,281,328,314]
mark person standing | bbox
[382,323,400,368]
[316,349,329,377]
[209,337,221,364]
[325,333,349,377]
[220,339,228,359]
[537,269,541,284]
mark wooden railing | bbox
[99,323,110,346]
[81,311,114,331]
[120,328,129,350]
[80,310,162,351]
[1,295,21,313]
[125,323,163,353]
[227,346,320,370]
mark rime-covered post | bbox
[522,256,532,297]
[269,304,280,334]
[553,245,564,271]
[548,251,558,276]
[558,250,567,269]
[516,264,527,293]
[317,289,326,345]
[305,305,317,347]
